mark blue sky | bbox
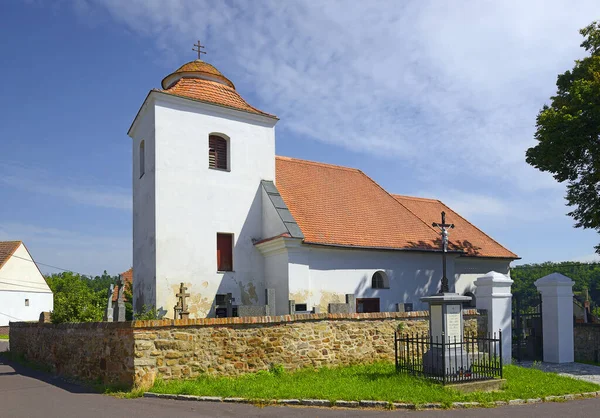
[1,0,599,276]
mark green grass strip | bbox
[149,362,600,406]
[0,335,9,340]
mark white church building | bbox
[128,58,518,318]
[0,241,53,327]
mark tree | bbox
[45,272,105,323]
[526,21,600,254]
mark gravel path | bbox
[519,361,600,385]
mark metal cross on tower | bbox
[192,40,206,60]
[432,211,455,293]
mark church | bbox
[128,56,518,319]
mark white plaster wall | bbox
[0,243,53,326]
[0,244,52,293]
[288,246,456,313]
[0,291,53,326]
[455,258,511,296]
[131,102,157,313]
[264,249,289,314]
[152,96,277,318]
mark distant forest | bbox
[511,261,600,315]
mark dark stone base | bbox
[422,348,472,376]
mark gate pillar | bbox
[535,273,574,363]
[474,271,513,364]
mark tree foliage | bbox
[511,261,600,308]
[45,270,127,323]
[526,21,600,254]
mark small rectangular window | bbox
[295,303,308,312]
[25,299,29,306]
[217,233,233,271]
[209,135,228,170]
[139,140,145,178]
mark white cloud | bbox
[68,0,596,195]
[0,222,131,276]
[0,162,131,211]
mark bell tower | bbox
[128,53,278,318]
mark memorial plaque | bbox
[430,304,443,341]
[445,304,461,342]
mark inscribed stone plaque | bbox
[445,304,461,342]
[430,305,443,342]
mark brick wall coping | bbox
[10,309,483,330]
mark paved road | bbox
[1,357,600,418]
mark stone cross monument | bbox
[104,284,114,322]
[421,211,471,374]
[114,275,126,322]
[174,282,190,320]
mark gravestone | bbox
[328,294,356,314]
[104,284,114,322]
[113,275,127,322]
[289,300,296,314]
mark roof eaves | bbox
[156,89,279,120]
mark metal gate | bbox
[512,293,543,362]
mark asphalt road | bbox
[1,357,600,418]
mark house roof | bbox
[0,241,22,271]
[112,268,132,302]
[392,195,518,258]
[274,157,517,259]
[157,60,276,119]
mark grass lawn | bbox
[149,362,600,407]
[0,335,8,340]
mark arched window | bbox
[371,271,389,289]
[209,134,229,170]
[139,140,145,178]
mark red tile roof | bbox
[392,195,518,258]
[161,60,235,89]
[275,157,517,259]
[112,268,132,302]
[0,241,21,270]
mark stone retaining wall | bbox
[574,323,600,363]
[9,309,485,388]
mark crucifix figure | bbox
[192,40,206,60]
[432,211,454,293]
[175,282,190,319]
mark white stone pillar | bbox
[535,273,574,363]
[474,271,513,364]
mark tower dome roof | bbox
[161,59,235,90]
[157,59,276,119]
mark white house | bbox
[0,241,53,326]
[128,58,518,318]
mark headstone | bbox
[535,273,575,363]
[226,293,233,318]
[39,311,51,323]
[114,275,127,322]
[328,303,350,314]
[289,300,296,314]
[345,294,356,313]
[474,271,513,364]
[265,288,276,315]
[104,284,114,322]
[238,305,268,317]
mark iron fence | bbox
[394,331,503,384]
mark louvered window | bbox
[209,135,228,170]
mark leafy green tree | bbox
[526,21,600,254]
[45,272,105,323]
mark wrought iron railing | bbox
[394,331,503,384]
